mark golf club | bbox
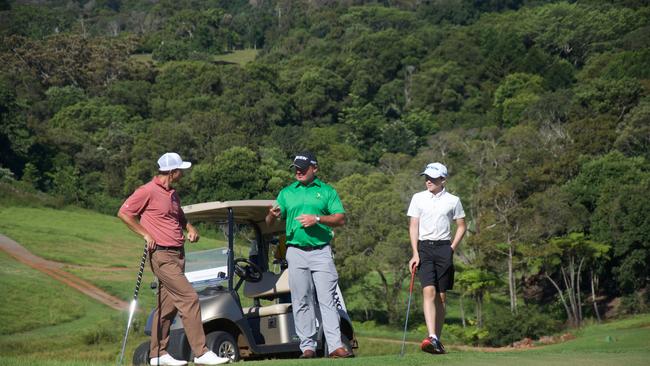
[117,241,149,365]
[400,263,417,357]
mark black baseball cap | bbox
[290,151,318,170]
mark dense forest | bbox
[1,0,649,346]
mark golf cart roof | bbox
[183,200,284,234]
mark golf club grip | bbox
[408,265,417,292]
[132,242,148,300]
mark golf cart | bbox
[132,200,357,364]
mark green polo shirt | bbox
[277,178,345,247]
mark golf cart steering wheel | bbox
[233,258,263,283]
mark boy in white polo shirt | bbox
[407,162,466,354]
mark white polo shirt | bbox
[407,189,465,241]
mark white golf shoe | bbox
[149,353,187,366]
[193,350,230,365]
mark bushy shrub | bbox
[446,323,489,346]
[0,181,64,208]
[482,305,561,346]
[619,289,649,315]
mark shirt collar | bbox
[428,188,446,198]
[153,176,174,192]
[293,178,322,188]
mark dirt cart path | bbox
[0,233,129,311]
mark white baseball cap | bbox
[420,162,448,179]
[157,152,192,171]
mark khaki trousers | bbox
[149,249,208,357]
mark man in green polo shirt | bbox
[266,151,352,359]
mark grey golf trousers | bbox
[286,245,343,353]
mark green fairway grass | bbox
[129,50,258,66]
[1,314,649,365]
[213,49,258,65]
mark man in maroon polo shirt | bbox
[118,152,227,366]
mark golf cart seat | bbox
[242,270,292,318]
[243,270,290,299]
[242,303,292,318]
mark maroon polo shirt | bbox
[119,176,187,247]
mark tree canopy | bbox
[1,0,649,337]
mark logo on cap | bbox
[420,162,448,179]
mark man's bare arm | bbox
[451,218,466,252]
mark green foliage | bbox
[334,172,411,326]
[45,86,87,116]
[482,305,561,346]
[46,166,81,204]
[411,61,468,114]
[292,66,346,120]
[614,98,650,160]
[0,0,649,342]
[619,290,650,315]
[493,73,544,126]
[592,182,650,292]
[103,80,151,117]
[2,34,139,91]
[575,77,643,116]
[565,152,650,292]
[0,75,32,173]
[188,146,268,202]
[581,49,650,80]
[0,5,76,39]
[446,323,489,346]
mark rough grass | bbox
[0,206,226,267]
[0,205,229,307]
[0,251,85,334]
[0,249,150,363]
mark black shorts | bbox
[417,240,454,291]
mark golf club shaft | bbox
[400,265,417,357]
[118,242,149,365]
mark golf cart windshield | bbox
[185,248,229,290]
[182,200,285,291]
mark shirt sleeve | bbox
[119,185,150,217]
[179,206,188,228]
[453,198,466,220]
[327,189,345,214]
[277,189,287,219]
[406,194,420,217]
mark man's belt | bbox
[287,243,329,251]
[418,240,451,246]
[154,244,183,251]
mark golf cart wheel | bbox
[132,341,150,366]
[206,331,240,362]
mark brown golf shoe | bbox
[299,350,315,359]
[328,347,354,358]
